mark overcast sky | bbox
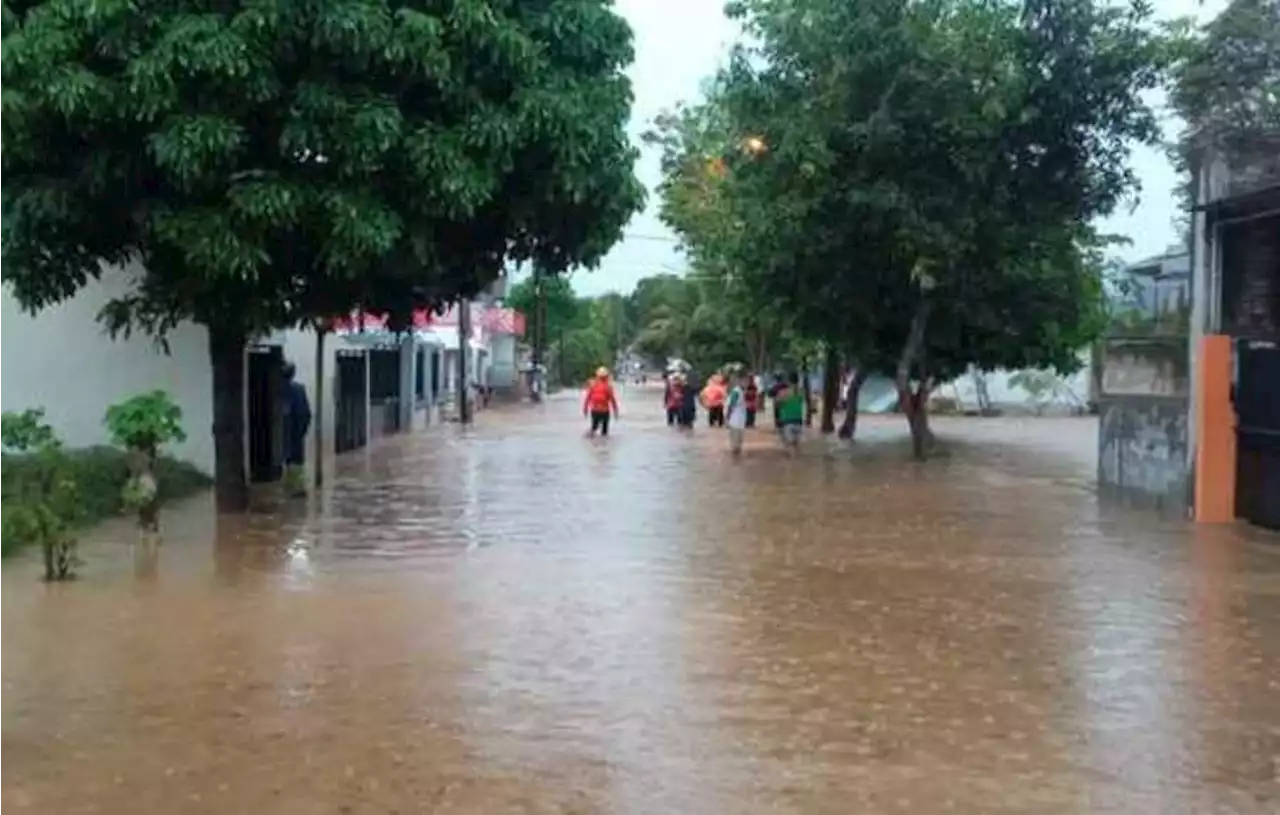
[548,0,1228,297]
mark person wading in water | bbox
[743,373,760,429]
[680,370,700,430]
[665,373,685,427]
[702,373,727,428]
[582,367,620,438]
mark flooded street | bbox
[4,387,1279,814]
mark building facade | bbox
[1121,249,1191,320]
[3,264,525,487]
[1187,142,1280,530]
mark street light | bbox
[742,135,767,156]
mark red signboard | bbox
[483,308,526,336]
[328,309,435,334]
[328,306,524,336]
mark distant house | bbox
[1120,248,1191,319]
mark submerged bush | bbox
[105,391,188,531]
[1,409,80,579]
[3,438,211,562]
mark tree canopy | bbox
[3,0,643,506]
[1169,0,1280,185]
[649,0,1172,456]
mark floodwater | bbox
[4,387,1279,814]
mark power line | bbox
[619,231,680,243]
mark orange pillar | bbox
[1194,335,1236,522]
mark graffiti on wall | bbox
[1098,401,1189,509]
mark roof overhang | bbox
[1193,183,1280,225]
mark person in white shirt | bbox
[726,371,749,455]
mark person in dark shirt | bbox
[283,362,312,496]
[769,371,787,430]
[680,370,700,429]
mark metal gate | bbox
[368,347,401,434]
[334,350,368,454]
[1234,338,1280,530]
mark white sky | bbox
[554,0,1229,296]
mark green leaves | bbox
[148,115,246,188]
[2,409,61,454]
[652,0,1168,388]
[104,390,187,453]
[4,0,641,332]
[1169,0,1280,178]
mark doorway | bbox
[1234,338,1280,530]
[334,349,369,454]
[247,344,284,483]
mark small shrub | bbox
[104,391,186,452]
[3,445,211,562]
[1,409,80,579]
[104,391,187,531]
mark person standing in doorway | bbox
[583,367,619,437]
[282,362,312,496]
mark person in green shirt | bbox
[777,372,805,454]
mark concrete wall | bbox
[941,351,1093,415]
[2,270,216,473]
[1096,337,1190,512]
[489,334,519,388]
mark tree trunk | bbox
[313,326,326,488]
[820,346,840,433]
[458,299,471,424]
[801,356,814,427]
[838,367,868,440]
[969,365,992,415]
[130,445,160,532]
[208,324,249,511]
[903,383,935,460]
[895,297,933,461]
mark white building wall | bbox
[2,270,215,473]
[941,351,1094,413]
[489,334,518,388]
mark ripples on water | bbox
[4,389,1279,813]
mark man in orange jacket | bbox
[583,367,620,437]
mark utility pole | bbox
[615,296,623,373]
[530,264,543,369]
[312,321,327,488]
[457,298,471,424]
[535,268,548,391]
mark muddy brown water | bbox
[4,388,1279,813]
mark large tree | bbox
[658,0,1168,457]
[3,0,643,508]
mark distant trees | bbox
[650,0,1175,456]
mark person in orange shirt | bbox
[582,367,620,437]
[701,374,728,427]
[664,373,684,426]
